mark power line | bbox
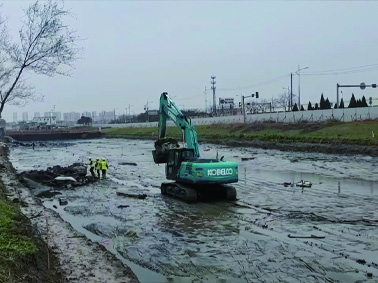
[302,63,378,76]
[217,63,378,91]
[218,74,289,92]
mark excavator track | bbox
[161,182,237,203]
[161,182,198,203]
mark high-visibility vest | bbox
[95,160,101,170]
[101,160,108,170]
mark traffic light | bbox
[239,102,242,107]
[256,92,259,98]
[372,84,377,88]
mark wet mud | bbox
[9,139,378,283]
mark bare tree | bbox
[0,0,80,118]
[272,91,297,112]
[245,98,271,114]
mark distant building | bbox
[147,110,159,122]
[22,112,28,122]
[53,112,62,121]
[34,112,40,119]
[33,116,57,126]
[63,112,81,122]
[82,111,92,119]
[98,111,114,123]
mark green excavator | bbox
[152,92,238,203]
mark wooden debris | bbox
[118,162,137,166]
[116,192,147,199]
[288,234,325,239]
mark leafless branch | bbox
[0,0,81,118]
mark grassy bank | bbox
[0,198,36,281]
[102,121,378,146]
[0,147,62,282]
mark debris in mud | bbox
[59,197,68,206]
[117,205,130,209]
[21,162,95,190]
[116,192,147,199]
[118,162,137,166]
[356,259,367,265]
[241,157,255,161]
[288,234,325,239]
[55,176,77,182]
[36,190,62,198]
[295,180,312,188]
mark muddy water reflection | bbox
[9,139,378,283]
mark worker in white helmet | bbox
[88,157,96,178]
[101,158,109,179]
[95,157,102,179]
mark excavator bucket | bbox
[152,150,168,164]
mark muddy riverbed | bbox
[9,139,378,283]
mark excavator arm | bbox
[153,92,200,163]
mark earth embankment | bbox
[0,142,139,283]
[102,120,378,156]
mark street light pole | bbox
[296,65,309,109]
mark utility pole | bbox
[211,76,216,115]
[204,86,208,113]
[290,73,293,110]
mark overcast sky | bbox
[2,0,378,121]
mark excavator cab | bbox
[166,148,195,180]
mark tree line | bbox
[265,91,370,113]
[296,93,368,111]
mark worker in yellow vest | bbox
[95,158,102,179]
[101,158,109,179]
